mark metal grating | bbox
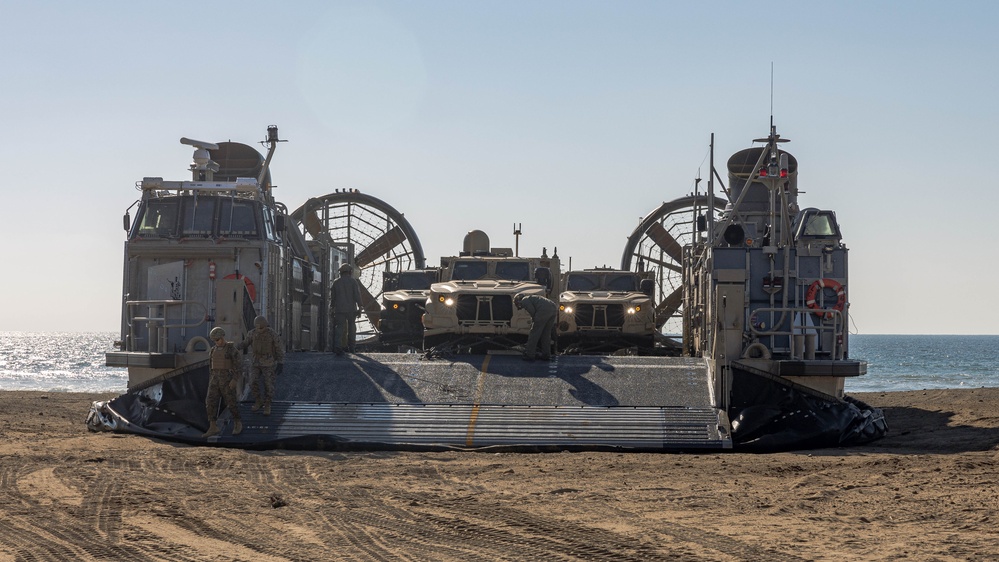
[232,402,731,450]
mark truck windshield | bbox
[566,274,600,291]
[398,272,432,290]
[495,261,530,281]
[605,274,638,292]
[452,261,487,280]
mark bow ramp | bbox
[234,353,730,451]
[93,353,732,451]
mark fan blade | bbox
[655,286,683,328]
[303,209,326,238]
[632,252,682,274]
[354,226,407,269]
[357,281,382,326]
[645,222,683,264]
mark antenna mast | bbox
[770,61,774,131]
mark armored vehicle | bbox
[422,230,561,353]
[377,269,436,348]
[557,268,656,353]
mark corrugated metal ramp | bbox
[229,403,728,450]
[207,353,731,451]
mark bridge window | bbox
[794,209,842,241]
[219,199,259,238]
[181,197,216,237]
[804,215,836,236]
[262,207,276,241]
[137,200,179,237]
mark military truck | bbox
[422,230,561,353]
[557,268,656,353]
[377,269,436,349]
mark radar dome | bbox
[463,230,490,255]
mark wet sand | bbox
[1,388,997,561]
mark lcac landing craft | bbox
[678,124,885,450]
[91,124,885,452]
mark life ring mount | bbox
[805,278,845,319]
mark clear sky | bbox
[1,1,996,334]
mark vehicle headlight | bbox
[434,293,455,306]
[626,307,637,314]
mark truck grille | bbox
[456,294,514,325]
[575,304,625,329]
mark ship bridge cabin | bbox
[108,136,346,390]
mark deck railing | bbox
[747,307,846,360]
[125,300,208,353]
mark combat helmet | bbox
[209,327,225,340]
[254,315,268,329]
[513,293,525,308]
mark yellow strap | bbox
[465,355,492,447]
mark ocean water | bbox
[846,334,999,392]
[0,332,127,392]
[0,332,996,394]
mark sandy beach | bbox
[1,388,997,561]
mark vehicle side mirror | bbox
[123,212,131,232]
[640,279,654,297]
[275,215,286,232]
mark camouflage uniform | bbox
[519,294,557,360]
[241,324,284,411]
[331,267,364,354]
[206,341,242,426]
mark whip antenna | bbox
[770,61,774,131]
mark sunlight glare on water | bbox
[0,332,127,392]
[1,332,996,393]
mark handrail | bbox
[125,300,208,353]
[747,307,845,360]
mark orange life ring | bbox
[223,273,256,301]
[805,278,845,319]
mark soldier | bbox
[331,262,364,356]
[204,326,242,437]
[240,315,284,415]
[514,293,557,361]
